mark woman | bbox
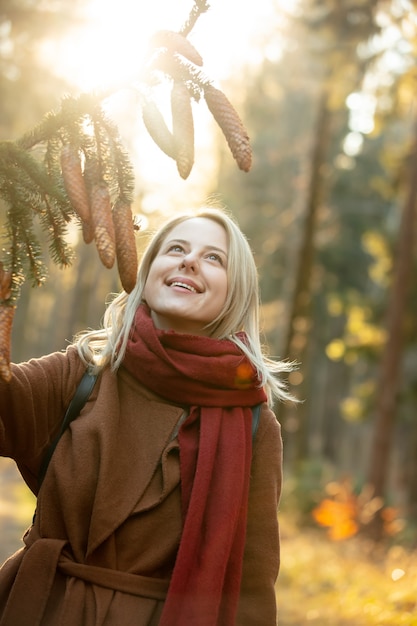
[0,207,292,625]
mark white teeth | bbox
[170,281,197,293]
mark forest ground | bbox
[1,458,416,625]
[277,512,417,625]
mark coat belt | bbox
[0,538,169,626]
[58,559,169,600]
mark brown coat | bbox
[0,346,283,625]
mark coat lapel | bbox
[37,367,184,559]
[87,403,182,555]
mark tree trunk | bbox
[366,119,417,538]
[281,86,331,464]
[407,422,417,522]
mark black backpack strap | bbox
[38,370,98,488]
[251,403,262,443]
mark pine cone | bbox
[82,158,100,243]
[203,84,252,172]
[60,144,91,222]
[149,30,203,66]
[112,199,138,294]
[171,81,194,180]
[0,305,15,382]
[82,220,95,245]
[0,264,12,301]
[142,100,176,160]
[90,184,116,269]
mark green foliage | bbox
[0,93,135,301]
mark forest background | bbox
[0,1,416,624]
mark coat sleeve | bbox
[236,404,283,626]
[0,346,86,493]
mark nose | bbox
[180,252,198,271]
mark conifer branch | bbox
[180,0,210,37]
[0,0,253,381]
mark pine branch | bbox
[3,142,67,205]
[180,0,211,37]
[148,50,207,100]
[0,0,253,381]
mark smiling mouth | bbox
[169,281,199,293]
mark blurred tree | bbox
[367,117,417,537]
[0,0,86,139]
[325,5,417,531]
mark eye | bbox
[206,252,224,265]
[167,244,184,253]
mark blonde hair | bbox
[75,207,295,405]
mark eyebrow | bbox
[166,238,228,257]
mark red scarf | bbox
[123,304,267,625]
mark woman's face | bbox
[143,217,228,335]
